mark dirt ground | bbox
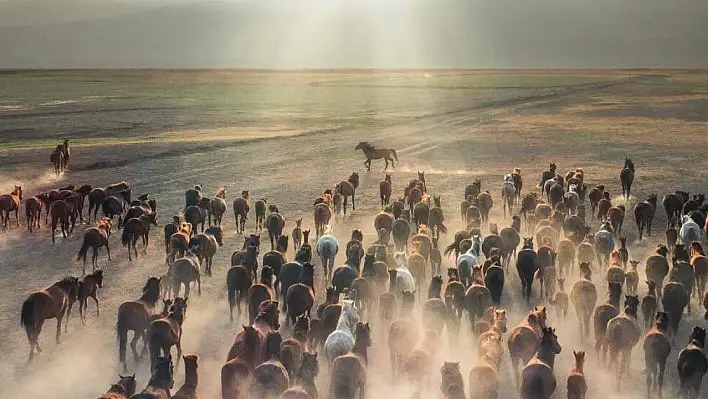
[0,71,707,398]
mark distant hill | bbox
[1,0,707,69]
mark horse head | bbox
[690,326,706,347]
[13,185,22,199]
[341,299,360,328]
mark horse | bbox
[50,149,64,175]
[570,262,598,340]
[168,222,192,265]
[170,248,202,297]
[380,173,393,209]
[663,191,689,227]
[117,277,161,371]
[520,327,562,399]
[76,219,112,274]
[251,331,289,399]
[662,281,689,343]
[328,322,370,399]
[323,300,360,366]
[516,238,539,303]
[131,355,174,399]
[0,185,22,229]
[676,326,708,399]
[680,215,702,246]
[355,141,398,170]
[316,226,339,280]
[594,222,615,268]
[620,158,635,200]
[226,300,281,365]
[566,350,587,399]
[635,194,658,240]
[335,179,356,215]
[226,263,252,322]
[508,306,548,387]
[189,225,223,276]
[20,276,80,362]
[102,189,131,227]
[314,203,332,238]
[99,374,137,399]
[501,174,516,218]
[73,269,103,323]
[456,236,481,287]
[285,265,316,325]
[121,213,158,261]
[266,210,286,250]
[23,195,43,232]
[280,315,310,384]
[58,139,70,168]
[172,354,199,399]
[643,312,672,398]
[232,190,250,234]
[605,295,641,389]
[147,297,188,372]
[208,188,227,227]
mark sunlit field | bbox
[0,69,707,399]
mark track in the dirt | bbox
[0,74,705,399]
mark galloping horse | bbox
[354,141,398,171]
[0,185,22,229]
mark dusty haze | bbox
[0,0,708,69]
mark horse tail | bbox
[121,227,132,247]
[390,149,398,161]
[20,298,33,329]
[227,275,237,310]
[116,316,129,365]
[76,237,90,263]
[444,241,458,258]
[438,222,448,235]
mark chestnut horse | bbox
[0,185,22,229]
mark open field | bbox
[0,70,708,399]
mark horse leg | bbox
[352,192,356,210]
[93,295,100,317]
[343,197,348,216]
[55,314,64,343]
[383,158,389,171]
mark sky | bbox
[0,0,707,69]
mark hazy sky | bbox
[1,0,707,68]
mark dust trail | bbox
[0,171,65,194]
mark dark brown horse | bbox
[76,219,112,274]
[117,276,161,371]
[227,264,252,322]
[147,297,188,372]
[20,276,80,362]
[620,158,635,200]
[336,177,357,215]
[74,269,103,323]
[24,195,43,232]
[132,355,175,399]
[172,354,199,399]
[233,190,250,234]
[122,213,158,261]
[99,374,137,399]
[355,141,398,171]
[380,173,393,209]
[227,300,281,364]
[0,185,22,229]
[634,194,658,240]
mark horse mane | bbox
[255,301,278,322]
[358,141,374,150]
[56,276,78,288]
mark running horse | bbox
[354,141,398,171]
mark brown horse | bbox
[209,188,227,227]
[314,203,332,238]
[74,269,103,323]
[172,354,199,399]
[328,322,371,399]
[147,297,188,372]
[99,374,137,399]
[50,149,64,175]
[380,173,393,209]
[132,355,175,399]
[0,185,22,229]
[232,190,250,234]
[336,172,359,215]
[507,306,548,387]
[634,194,658,240]
[355,141,398,171]
[76,219,112,275]
[20,276,80,362]
[520,327,562,399]
[605,295,641,390]
[566,350,587,399]
[227,300,281,364]
[643,312,671,398]
[169,223,193,264]
[117,276,161,371]
[24,195,43,232]
[122,213,158,261]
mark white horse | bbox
[501,175,517,218]
[323,299,359,365]
[594,223,615,268]
[393,251,416,293]
[680,215,702,245]
[316,225,339,280]
[456,235,481,285]
[565,184,580,211]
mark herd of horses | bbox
[7,142,708,399]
